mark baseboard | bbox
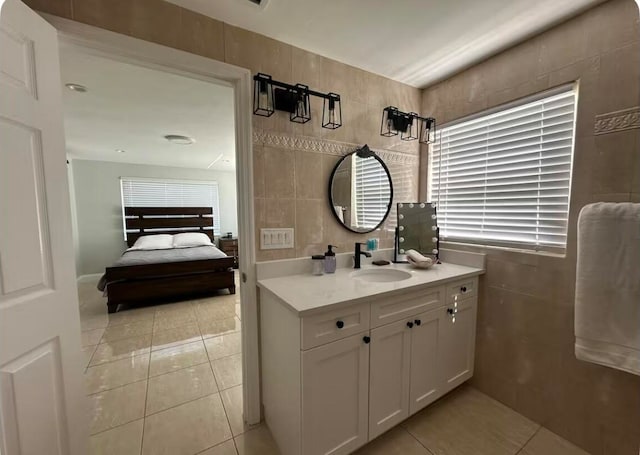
[77,273,102,283]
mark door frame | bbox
[40,14,261,424]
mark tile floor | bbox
[79,276,589,455]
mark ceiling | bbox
[167,0,604,88]
[60,50,236,171]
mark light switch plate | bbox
[260,228,294,250]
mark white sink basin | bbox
[351,268,412,283]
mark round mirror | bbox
[328,145,393,233]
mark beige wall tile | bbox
[72,0,134,35]
[295,199,324,257]
[23,0,72,17]
[294,151,323,199]
[263,147,295,198]
[421,3,640,453]
[177,8,225,61]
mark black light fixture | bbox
[290,84,311,123]
[419,117,437,144]
[253,73,274,117]
[380,106,436,143]
[401,112,420,141]
[252,73,342,129]
[322,93,342,129]
[380,106,400,136]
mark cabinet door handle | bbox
[461,286,467,293]
[406,321,414,328]
[336,320,344,329]
[447,308,458,315]
[363,336,371,344]
[414,319,421,326]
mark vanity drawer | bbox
[370,286,444,328]
[301,304,370,350]
[445,277,478,303]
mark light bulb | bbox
[399,237,405,242]
[399,226,404,231]
[259,91,268,110]
[420,203,425,208]
[409,203,414,208]
[399,214,404,220]
[432,249,438,254]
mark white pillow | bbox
[172,232,214,248]
[128,234,174,251]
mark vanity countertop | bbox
[257,262,484,316]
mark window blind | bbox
[428,86,576,251]
[120,178,221,236]
[354,156,391,229]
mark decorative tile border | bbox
[253,130,419,166]
[594,107,640,135]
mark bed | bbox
[98,207,235,313]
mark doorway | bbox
[8,8,259,453]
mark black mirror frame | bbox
[327,145,394,234]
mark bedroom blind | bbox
[120,178,221,236]
[354,156,391,229]
[428,85,576,252]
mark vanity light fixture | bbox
[419,117,437,144]
[322,93,342,129]
[380,106,436,143]
[401,112,420,141]
[65,83,87,93]
[164,134,195,145]
[253,73,275,117]
[380,106,400,136]
[252,73,342,129]
[290,84,311,124]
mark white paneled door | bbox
[0,1,86,454]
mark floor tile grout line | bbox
[139,309,156,455]
[514,424,542,455]
[402,424,437,455]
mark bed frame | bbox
[104,207,235,313]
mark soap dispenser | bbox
[324,245,337,273]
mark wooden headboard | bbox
[124,207,214,247]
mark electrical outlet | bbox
[260,228,294,250]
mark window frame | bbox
[427,83,578,254]
[119,176,221,240]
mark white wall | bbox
[70,159,237,276]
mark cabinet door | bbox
[409,308,442,415]
[301,333,369,455]
[440,298,477,393]
[369,318,411,439]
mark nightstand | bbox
[219,237,239,269]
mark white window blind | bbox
[428,85,576,251]
[354,155,391,229]
[120,178,221,236]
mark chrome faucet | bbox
[354,242,372,269]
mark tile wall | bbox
[25,0,421,261]
[419,1,640,453]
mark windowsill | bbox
[440,240,567,259]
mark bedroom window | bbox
[120,178,221,238]
[428,84,577,252]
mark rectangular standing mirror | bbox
[395,202,439,261]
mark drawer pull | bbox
[336,320,345,329]
[363,336,371,344]
[461,286,467,293]
[414,319,421,326]
[406,321,414,328]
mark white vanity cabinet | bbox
[259,273,480,455]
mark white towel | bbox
[575,202,640,376]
